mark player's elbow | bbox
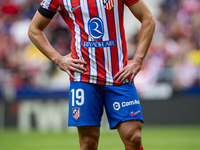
[28,25,36,40]
[28,24,42,42]
[146,14,156,30]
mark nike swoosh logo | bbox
[131,110,140,116]
[71,5,81,11]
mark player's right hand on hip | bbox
[56,53,87,80]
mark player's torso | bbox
[58,0,128,85]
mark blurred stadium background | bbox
[0,0,200,149]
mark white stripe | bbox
[63,0,83,81]
[97,0,113,85]
[81,0,97,84]
[113,1,124,71]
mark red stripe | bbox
[105,7,119,82]
[118,0,128,67]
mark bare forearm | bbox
[128,0,156,64]
[133,15,155,63]
[28,27,62,64]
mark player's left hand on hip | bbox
[114,59,142,84]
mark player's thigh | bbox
[68,81,104,127]
[104,82,144,129]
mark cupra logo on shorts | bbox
[113,102,120,111]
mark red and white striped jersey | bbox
[39,0,139,85]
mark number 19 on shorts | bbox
[71,88,85,106]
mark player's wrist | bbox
[132,56,143,65]
[52,54,63,65]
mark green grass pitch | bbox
[0,125,200,150]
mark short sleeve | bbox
[124,0,139,6]
[38,0,59,19]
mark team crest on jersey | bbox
[102,0,115,10]
[72,108,81,120]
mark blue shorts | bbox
[68,81,143,129]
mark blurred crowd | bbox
[131,0,200,93]
[0,0,200,99]
[0,0,71,99]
